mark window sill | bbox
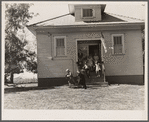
[111,53,125,56]
[82,16,95,19]
[54,56,67,58]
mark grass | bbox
[4,72,145,110]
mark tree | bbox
[5,3,37,83]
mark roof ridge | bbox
[105,12,144,21]
[28,13,71,26]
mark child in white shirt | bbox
[95,62,101,77]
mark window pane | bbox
[114,45,122,54]
[83,9,93,17]
[117,36,122,44]
[114,37,117,44]
[114,36,122,45]
[56,47,65,56]
[56,38,64,47]
[113,36,123,54]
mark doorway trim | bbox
[76,38,103,62]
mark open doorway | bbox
[89,45,99,56]
[77,39,103,80]
[77,40,101,62]
[89,43,101,62]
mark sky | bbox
[28,1,146,25]
[3,1,146,42]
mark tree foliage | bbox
[5,3,37,83]
[5,3,33,33]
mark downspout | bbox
[100,37,106,82]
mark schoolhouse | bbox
[27,4,145,87]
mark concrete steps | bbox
[87,81,108,87]
[85,72,108,87]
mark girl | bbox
[95,62,101,77]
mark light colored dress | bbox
[95,63,101,72]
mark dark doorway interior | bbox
[89,45,99,56]
[89,44,101,60]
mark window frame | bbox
[81,8,95,19]
[54,36,67,57]
[112,34,125,55]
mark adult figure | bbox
[78,49,83,62]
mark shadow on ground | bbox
[4,83,55,94]
[4,83,100,93]
[71,86,99,89]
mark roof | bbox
[27,12,144,27]
[68,4,106,14]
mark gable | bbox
[73,4,106,22]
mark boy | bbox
[65,69,75,87]
[83,61,90,78]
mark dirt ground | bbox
[4,82,144,110]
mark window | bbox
[112,34,125,54]
[54,36,66,56]
[82,9,94,18]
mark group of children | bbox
[77,56,105,78]
[65,51,105,89]
[65,59,105,89]
[65,69,87,89]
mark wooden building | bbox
[27,4,144,87]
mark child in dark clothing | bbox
[83,61,90,78]
[76,61,83,71]
[77,70,87,89]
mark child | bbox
[76,60,83,71]
[65,69,75,87]
[95,62,101,77]
[83,61,90,78]
[87,55,94,71]
[77,70,87,89]
[93,53,99,64]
